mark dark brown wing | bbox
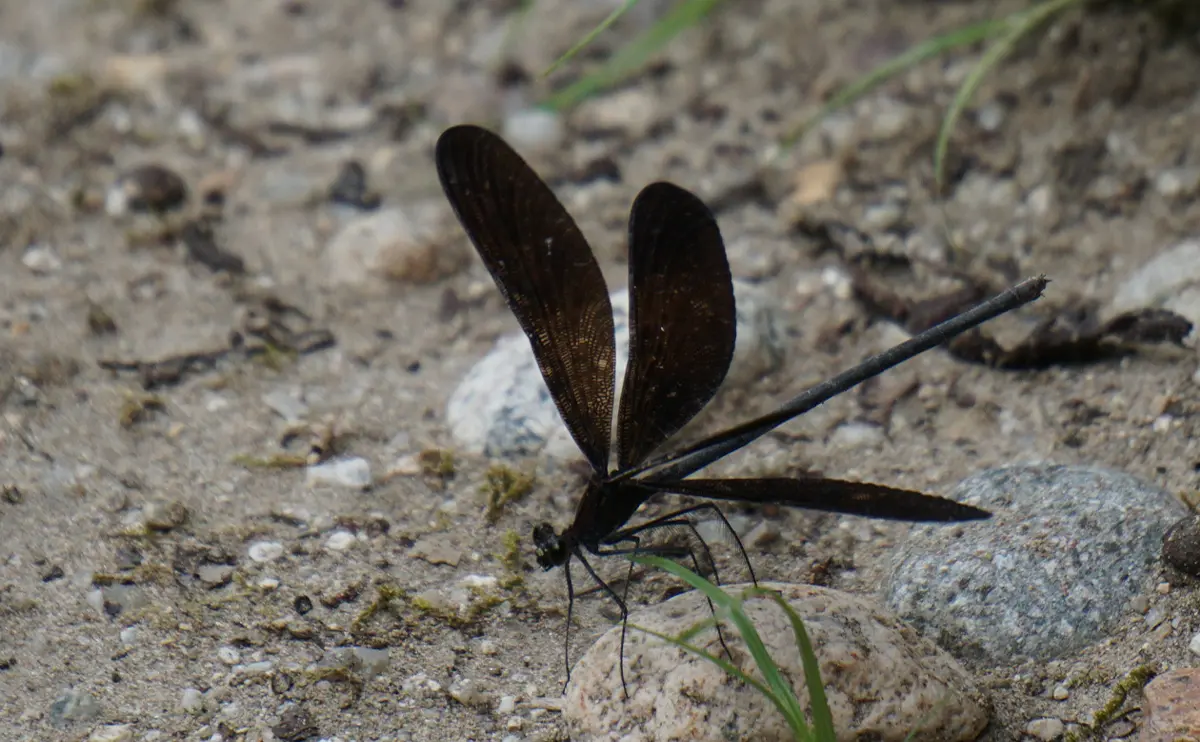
[436,125,615,473]
[644,477,991,521]
[615,182,735,471]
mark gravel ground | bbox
[1,1,1199,740]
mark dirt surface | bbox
[1,1,1199,740]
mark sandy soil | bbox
[1,1,1199,740]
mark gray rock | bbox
[49,689,101,727]
[564,583,988,742]
[884,463,1187,666]
[447,282,783,461]
[1111,238,1200,326]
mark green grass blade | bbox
[767,591,837,742]
[632,556,812,737]
[674,613,721,644]
[934,0,1084,190]
[542,0,642,78]
[543,0,727,111]
[781,16,1008,149]
[627,622,775,697]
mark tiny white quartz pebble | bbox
[180,688,203,713]
[325,530,356,552]
[497,695,517,714]
[248,541,284,562]
[307,456,372,489]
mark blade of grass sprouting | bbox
[766,590,837,742]
[629,621,815,742]
[632,556,810,731]
[542,0,642,78]
[675,613,721,644]
[934,0,1084,191]
[780,16,1008,150]
[543,0,727,111]
[627,622,775,697]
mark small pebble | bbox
[862,203,903,231]
[502,108,565,151]
[217,646,240,665]
[236,661,274,676]
[1162,515,1200,577]
[449,678,491,707]
[353,647,390,677]
[497,695,517,714]
[325,530,357,552]
[143,499,188,531]
[1051,684,1070,701]
[196,563,234,587]
[179,688,203,713]
[22,245,62,274]
[1146,607,1167,629]
[1154,167,1200,199]
[477,639,499,656]
[88,724,133,742]
[248,541,285,563]
[119,627,138,645]
[976,100,1006,132]
[307,457,372,489]
[1025,717,1065,741]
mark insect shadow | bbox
[435,124,1047,697]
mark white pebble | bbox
[179,688,204,713]
[325,530,357,552]
[1051,684,1069,701]
[307,457,372,489]
[477,639,499,656]
[22,245,62,274]
[217,646,240,665]
[1025,717,1065,741]
[119,627,138,646]
[258,576,280,590]
[248,541,284,563]
[502,108,565,151]
[497,695,517,714]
